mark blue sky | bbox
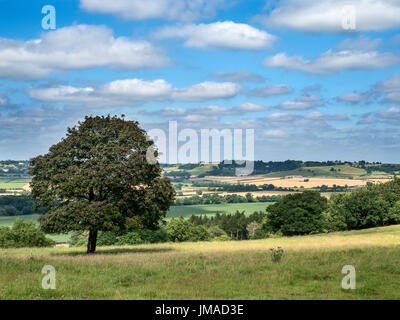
[0,0,400,162]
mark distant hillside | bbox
[0,160,29,177]
[2,159,399,180]
[162,160,399,180]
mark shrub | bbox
[70,228,168,246]
[212,234,231,241]
[251,224,270,239]
[207,225,227,238]
[269,247,284,263]
[0,219,54,248]
[166,217,210,242]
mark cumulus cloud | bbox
[257,0,400,32]
[28,79,240,106]
[248,84,292,97]
[0,25,170,80]
[263,49,399,75]
[264,129,289,138]
[337,91,367,103]
[376,107,400,119]
[139,102,268,119]
[276,100,320,110]
[373,74,400,103]
[211,70,265,83]
[80,0,226,22]
[154,21,277,50]
[267,112,298,122]
[304,111,349,121]
[234,102,268,112]
[171,81,240,102]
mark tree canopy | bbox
[29,115,176,253]
[265,190,328,236]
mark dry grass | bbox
[2,225,400,299]
[203,176,392,188]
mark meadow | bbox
[167,202,272,218]
[0,202,272,243]
[0,215,69,243]
[2,225,400,299]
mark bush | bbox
[166,217,210,242]
[0,219,54,248]
[212,234,231,241]
[266,190,328,236]
[70,228,168,247]
[251,223,270,239]
[207,225,227,238]
[270,247,284,263]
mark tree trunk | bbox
[87,229,98,254]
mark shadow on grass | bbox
[50,247,173,256]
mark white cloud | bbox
[276,100,319,110]
[267,112,297,122]
[376,107,400,119]
[337,91,366,103]
[374,73,400,93]
[258,0,400,32]
[101,79,172,100]
[264,129,289,138]
[305,111,349,121]
[28,79,240,106]
[248,84,292,97]
[235,102,268,112]
[336,37,382,51]
[263,50,399,74]
[171,81,240,102]
[0,25,170,80]
[80,0,225,22]
[212,70,265,83]
[183,114,219,122]
[154,21,277,50]
[373,73,400,103]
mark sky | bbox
[0,0,399,163]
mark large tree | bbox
[265,190,328,236]
[29,115,176,253]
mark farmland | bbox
[200,176,392,188]
[2,224,400,299]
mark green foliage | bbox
[0,218,54,248]
[207,225,227,239]
[70,228,168,246]
[165,217,210,242]
[0,195,43,216]
[327,180,398,230]
[265,190,328,236]
[29,115,175,253]
[187,210,267,240]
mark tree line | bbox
[174,193,281,205]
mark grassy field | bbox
[1,225,400,299]
[0,215,70,243]
[167,202,272,218]
[0,177,30,189]
[0,202,271,243]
